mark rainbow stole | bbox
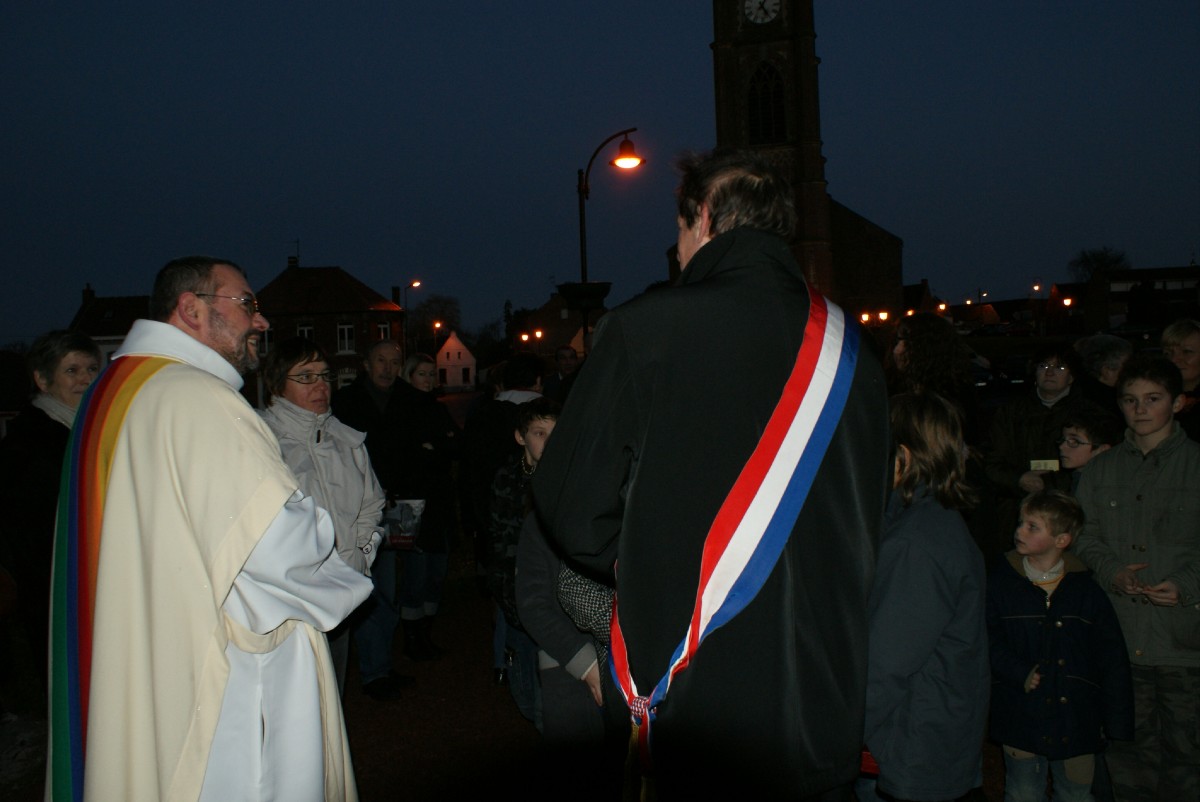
[609,289,859,769]
[48,355,174,801]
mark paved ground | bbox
[2,550,1003,800]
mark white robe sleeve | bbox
[224,489,372,634]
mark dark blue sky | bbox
[3,1,1197,345]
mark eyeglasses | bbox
[287,370,336,385]
[195,293,261,316]
[1056,437,1093,448]
[1036,363,1068,373]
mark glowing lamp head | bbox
[611,137,643,170]
[878,311,889,322]
[1063,298,1073,307]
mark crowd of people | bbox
[0,149,1198,801]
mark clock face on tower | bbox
[743,0,781,24]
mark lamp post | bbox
[576,128,642,284]
[432,320,443,355]
[563,128,642,355]
[402,279,421,356]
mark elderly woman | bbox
[0,330,100,708]
[260,337,385,694]
[1162,318,1200,441]
[393,353,460,661]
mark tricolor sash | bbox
[608,288,858,770]
[47,355,175,802]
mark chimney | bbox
[287,256,299,269]
[391,286,400,304]
[82,283,95,304]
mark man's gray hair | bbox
[675,149,797,240]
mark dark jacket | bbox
[390,380,460,552]
[533,227,891,798]
[864,488,989,801]
[487,456,532,628]
[0,404,69,683]
[987,550,1134,758]
[331,376,408,494]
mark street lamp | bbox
[577,128,642,283]
[402,279,421,355]
[562,128,642,356]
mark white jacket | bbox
[262,396,385,574]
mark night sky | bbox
[3,1,1197,346]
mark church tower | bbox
[710,0,902,314]
[712,0,834,293]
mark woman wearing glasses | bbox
[260,336,385,694]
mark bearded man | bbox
[47,256,371,801]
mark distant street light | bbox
[403,279,421,355]
[577,128,642,283]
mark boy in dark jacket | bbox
[487,397,559,726]
[987,490,1133,801]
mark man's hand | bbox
[1112,563,1149,595]
[1142,579,1180,607]
[583,662,603,707]
[1023,665,1041,693]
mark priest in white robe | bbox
[47,256,373,802]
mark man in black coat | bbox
[533,150,891,800]
[330,339,411,697]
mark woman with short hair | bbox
[260,337,385,694]
[0,329,101,709]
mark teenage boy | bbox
[1073,354,1200,800]
[1057,402,1123,493]
[487,397,560,727]
[988,490,1132,801]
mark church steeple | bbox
[712,0,834,296]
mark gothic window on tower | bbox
[747,62,786,145]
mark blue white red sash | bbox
[608,287,859,769]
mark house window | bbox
[297,324,314,340]
[462,367,471,385]
[337,324,355,354]
[376,322,390,341]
